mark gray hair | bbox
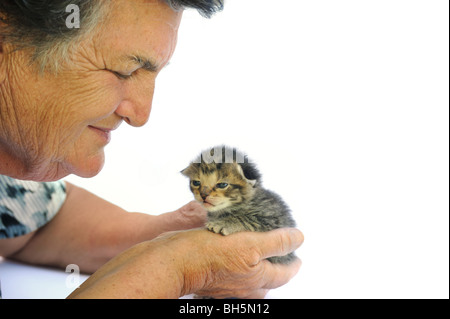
[164,0,223,17]
[0,0,223,72]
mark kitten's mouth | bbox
[202,200,214,207]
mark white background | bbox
[5,0,447,299]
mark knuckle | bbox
[278,231,292,254]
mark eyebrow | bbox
[127,54,159,72]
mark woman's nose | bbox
[115,79,155,127]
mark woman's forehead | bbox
[93,0,182,68]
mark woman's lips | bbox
[88,121,122,145]
[88,126,112,144]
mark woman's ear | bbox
[0,19,6,83]
[0,39,5,84]
[0,31,12,84]
[0,17,4,55]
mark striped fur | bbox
[182,146,297,264]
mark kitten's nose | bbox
[201,187,211,200]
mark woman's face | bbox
[0,0,182,181]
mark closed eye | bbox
[111,70,133,80]
[104,68,134,80]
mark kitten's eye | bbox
[192,180,201,187]
[216,183,229,189]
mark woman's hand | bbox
[164,201,208,231]
[172,228,304,299]
[68,228,304,299]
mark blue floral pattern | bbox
[0,175,67,239]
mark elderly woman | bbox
[0,0,303,298]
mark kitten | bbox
[181,146,296,264]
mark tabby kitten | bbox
[181,146,296,264]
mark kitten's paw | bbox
[219,227,233,236]
[206,221,234,236]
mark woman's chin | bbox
[68,152,106,179]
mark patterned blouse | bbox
[0,175,67,298]
[0,175,67,239]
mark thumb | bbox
[257,228,304,261]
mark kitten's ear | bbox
[234,163,257,187]
[180,167,189,177]
[181,163,200,178]
[247,179,257,187]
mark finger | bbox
[199,259,302,297]
[241,289,270,299]
[176,201,208,227]
[257,228,304,261]
[197,288,270,300]
[261,257,302,290]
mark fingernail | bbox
[290,228,304,247]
